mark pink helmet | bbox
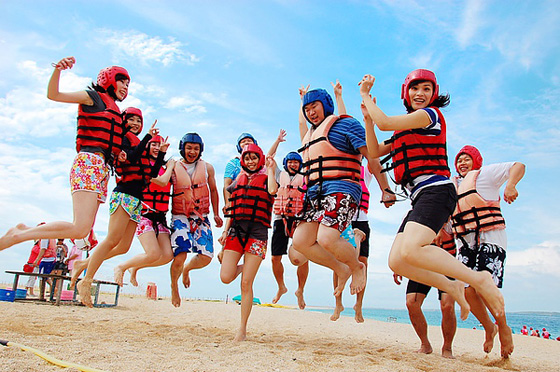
[455,145,483,174]
[401,69,439,106]
[240,143,265,173]
[97,66,130,100]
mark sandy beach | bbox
[1,296,558,372]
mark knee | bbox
[271,256,282,264]
[440,300,455,315]
[406,297,422,313]
[73,226,91,240]
[220,271,235,284]
[316,235,333,251]
[290,257,303,266]
[240,278,253,293]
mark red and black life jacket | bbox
[116,142,153,185]
[226,172,273,228]
[76,92,124,160]
[380,107,450,186]
[142,164,171,214]
[358,166,370,214]
[299,115,362,188]
[434,230,457,256]
[273,171,305,218]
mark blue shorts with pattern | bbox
[109,191,142,223]
[170,214,214,258]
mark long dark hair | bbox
[404,80,450,113]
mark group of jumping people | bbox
[0,57,524,356]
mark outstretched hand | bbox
[53,57,76,71]
[331,79,343,97]
[266,156,277,169]
[148,120,159,137]
[299,85,310,100]
[358,75,375,96]
[277,129,287,143]
[159,136,170,153]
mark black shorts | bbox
[271,218,296,256]
[457,242,506,288]
[406,279,445,301]
[398,183,457,234]
[53,262,68,272]
[351,220,371,258]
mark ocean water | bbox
[307,307,560,340]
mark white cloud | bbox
[507,241,560,278]
[94,29,197,67]
[455,0,484,48]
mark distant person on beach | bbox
[220,144,276,341]
[360,70,509,354]
[23,225,56,296]
[542,328,550,339]
[0,58,129,252]
[267,129,309,309]
[393,230,458,358]
[113,136,176,287]
[292,84,394,298]
[521,325,528,335]
[167,133,223,307]
[51,239,69,276]
[452,145,525,358]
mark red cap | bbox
[455,145,483,174]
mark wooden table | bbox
[5,270,122,307]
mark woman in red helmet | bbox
[0,57,129,251]
[220,144,277,341]
[359,70,508,339]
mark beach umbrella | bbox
[231,295,261,305]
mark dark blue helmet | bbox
[236,132,257,153]
[302,89,334,124]
[283,151,303,173]
[179,132,204,161]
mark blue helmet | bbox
[236,132,257,153]
[302,89,334,124]
[283,151,303,173]
[179,132,204,161]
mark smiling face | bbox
[183,143,201,163]
[408,81,434,111]
[115,79,129,101]
[303,101,325,126]
[126,115,142,134]
[149,141,161,158]
[243,152,260,172]
[456,153,474,177]
[286,159,301,174]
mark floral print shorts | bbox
[136,215,171,237]
[69,152,109,203]
[170,215,214,258]
[109,191,142,223]
[301,192,358,233]
[458,242,506,288]
[223,235,267,260]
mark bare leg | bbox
[440,293,457,359]
[115,230,163,285]
[354,256,368,323]
[220,250,243,284]
[289,245,308,310]
[0,191,99,250]
[130,233,173,286]
[170,252,187,307]
[331,271,344,321]
[235,253,263,342]
[465,286,497,353]
[292,222,352,297]
[406,292,433,354]
[182,254,212,288]
[271,255,288,304]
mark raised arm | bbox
[266,156,279,195]
[207,163,224,227]
[331,79,347,115]
[503,162,526,204]
[267,129,286,158]
[359,74,431,131]
[47,57,92,105]
[361,101,391,159]
[298,85,310,141]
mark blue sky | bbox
[0,0,558,313]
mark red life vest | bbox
[273,171,304,217]
[358,166,370,214]
[381,107,450,186]
[451,171,505,237]
[226,172,273,228]
[299,115,362,188]
[115,132,141,179]
[76,92,124,159]
[434,230,457,256]
[142,164,171,214]
[171,160,210,217]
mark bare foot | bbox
[330,304,344,321]
[415,344,433,354]
[182,269,191,289]
[272,285,288,304]
[473,271,505,318]
[441,348,454,359]
[113,266,125,286]
[234,328,247,342]
[69,260,88,289]
[353,304,364,323]
[447,280,470,320]
[333,266,351,297]
[0,223,29,250]
[483,324,498,353]
[76,278,93,308]
[498,324,514,358]
[128,268,138,287]
[171,283,181,308]
[295,289,306,310]
[349,262,366,295]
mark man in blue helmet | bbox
[293,85,395,297]
[169,132,223,307]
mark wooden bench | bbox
[5,270,122,307]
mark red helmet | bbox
[240,143,265,173]
[401,69,439,106]
[123,107,143,133]
[148,135,163,144]
[455,145,483,174]
[97,66,130,100]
